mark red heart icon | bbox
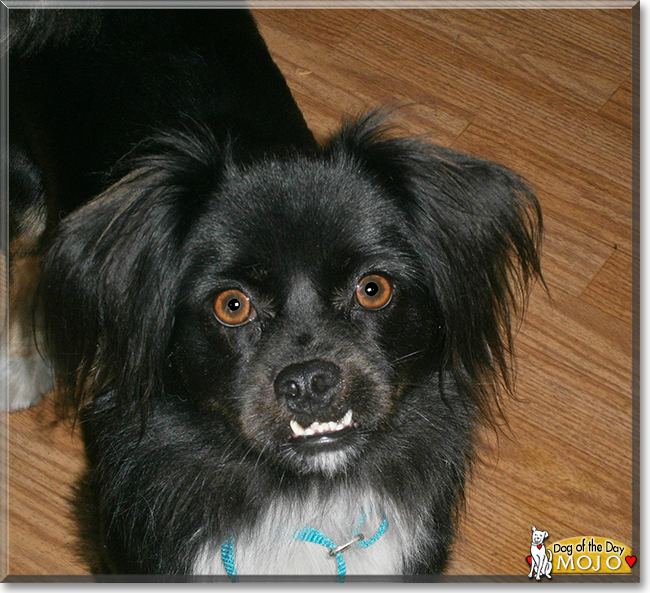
[625,556,636,568]
[526,556,532,565]
[537,544,542,549]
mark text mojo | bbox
[551,537,632,574]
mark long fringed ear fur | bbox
[41,130,225,417]
[329,113,543,423]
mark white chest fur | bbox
[192,488,425,576]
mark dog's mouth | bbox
[289,409,356,445]
[280,408,364,474]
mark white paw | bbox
[0,354,54,412]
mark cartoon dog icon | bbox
[528,526,553,580]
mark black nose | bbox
[274,360,342,416]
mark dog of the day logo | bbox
[526,528,635,576]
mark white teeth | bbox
[290,420,305,437]
[290,410,354,438]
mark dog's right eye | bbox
[356,274,392,310]
[214,289,255,326]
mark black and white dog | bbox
[6,9,542,577]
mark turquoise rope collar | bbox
[221,512,389,582]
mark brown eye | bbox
[356,274,392,310]
[214,289,255,326]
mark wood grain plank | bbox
[254,12,473,144]
[388,9,630,111]
[334,10,632,188]
[252,9,371,47]
[336,11,490,114]
[599,74,633,128]
[536,213,612,296]
[8,395,85,575]
[517,287,630,397]
[579,248,632,325]
[452,122,633,255]
[471,97,632,191]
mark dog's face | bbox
[531,528,548,546]
[169,155,440,475]
[44,117,541,480]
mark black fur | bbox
[10,9,542,576]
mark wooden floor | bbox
[4,6,636,579]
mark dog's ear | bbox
[543,531,548,539]
[532,526,537,532]
[330,113,543,422]
[42,131,225,416]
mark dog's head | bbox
[531,526,548,545]
[43,115,542,477]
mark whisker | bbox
[254,444,269,469]
[392,349,427,365]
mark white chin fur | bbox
[0,354,53,412]
[299,449,351,477]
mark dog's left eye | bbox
[356,274,392,310]
[214,289,256,326]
